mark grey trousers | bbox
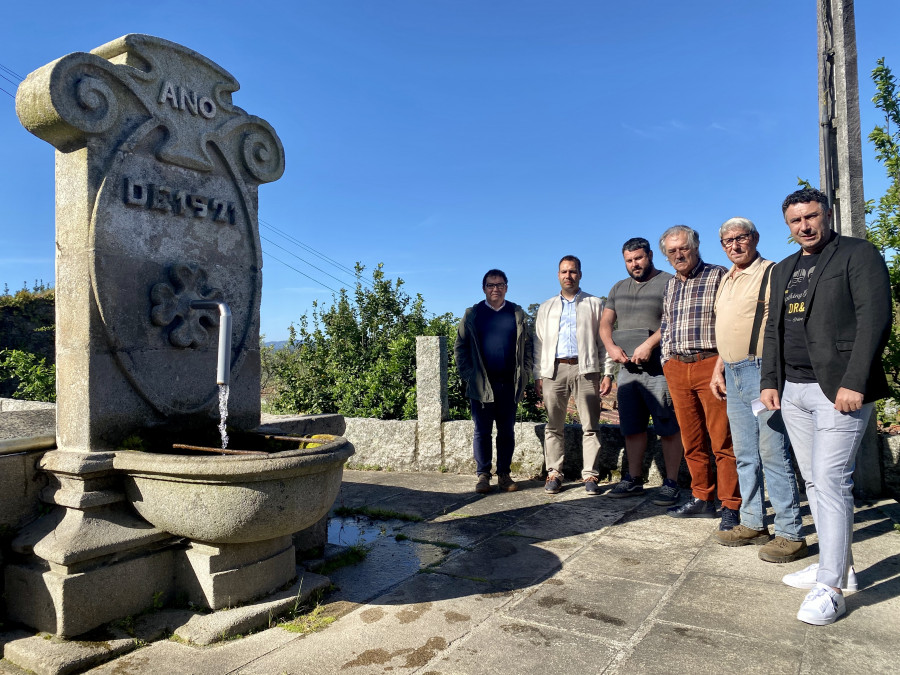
[543,361,602,479]
[781,380,870,589]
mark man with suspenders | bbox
[710,218,807,563]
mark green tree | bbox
[867,57,900,400]
[0,349,56,402]
[264,263,468,420]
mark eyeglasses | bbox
[485,283,507,290]
[721,233,752,248]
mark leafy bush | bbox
[0,349,56,402]
[263,263,468,420]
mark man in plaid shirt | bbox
[659,225,741,531]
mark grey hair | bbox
[719,217,757,239]
[659,225,699,255]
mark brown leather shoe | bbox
[713,524,770,547]
[759,536,809,563]
[475,473,492,494]
[497,474,519,492]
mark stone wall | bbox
[0,399,56,531]
[340,413,684,484]
[882,434,900,500]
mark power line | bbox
[259,218,374,287]
[260,233,359,290]
[261,237,446,320]
[262,250,341,295]
[0,61,22,99]
[0,71,19,89]
[0,62,23,80]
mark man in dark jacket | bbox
[761,187,892,626]
[454,269,533,493]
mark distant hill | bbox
[265,340,290,350]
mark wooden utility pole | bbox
[818,0,866,237]
[819,0,882,497]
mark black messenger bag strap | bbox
[748,263,773,359]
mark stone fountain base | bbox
[4,433,354,638]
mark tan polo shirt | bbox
[714,254,775,363]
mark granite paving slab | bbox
[504,571,668,643]
[431,615,617,674]
[655,570,809,645]
[230,573,516,675]
[615,622,803,674]
[564,534,698,586]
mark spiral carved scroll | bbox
[241,121,285,184]
[71,75,119,134]
[16,52,138,152]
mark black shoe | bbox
[584,476,600,494]
[606,473,644,498]
[719,506,740,531]
[545,473,563,494]
[667,496,716,518]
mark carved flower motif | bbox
[150,264,223,349]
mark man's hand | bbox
[535,379,543,398]
[760,388,780,411]
[599,375,613,397]
[834,387,864,413]
[631,341,652,365]
[709,356,726,401]
[607,344,630,364]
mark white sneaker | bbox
[796,583,846,625]
[781,563,858,592]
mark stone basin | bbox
[114,435,354,544]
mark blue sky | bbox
[2,1,900,340]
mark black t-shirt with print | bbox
[783,253,820,383]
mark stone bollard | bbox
[416,336,448,471]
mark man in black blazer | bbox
[760,187,892,626]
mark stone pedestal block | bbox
[5,549,177,638]
[293,514,328,557]
[416,336,448,471]
[177,536,295,610]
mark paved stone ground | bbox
[4,470,899,674]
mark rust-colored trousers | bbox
[663,356,740,510]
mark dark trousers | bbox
[471,381,517,475]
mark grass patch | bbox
[316,543,370,575]
[279,605,337,634]
[333,505,423,522]
[346,463,383,471]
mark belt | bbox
[669,351,717,363]
[555,357,578,365]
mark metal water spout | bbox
[190,300,232,385]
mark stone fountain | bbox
[5,35,353,638]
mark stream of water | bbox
[218,383,230,449]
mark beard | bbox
[630,265,653,282]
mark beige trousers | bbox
[543,361,602,479]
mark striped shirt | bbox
[660,259,727,363]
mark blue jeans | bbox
[780,380,870,589]
[724,358,803,540]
